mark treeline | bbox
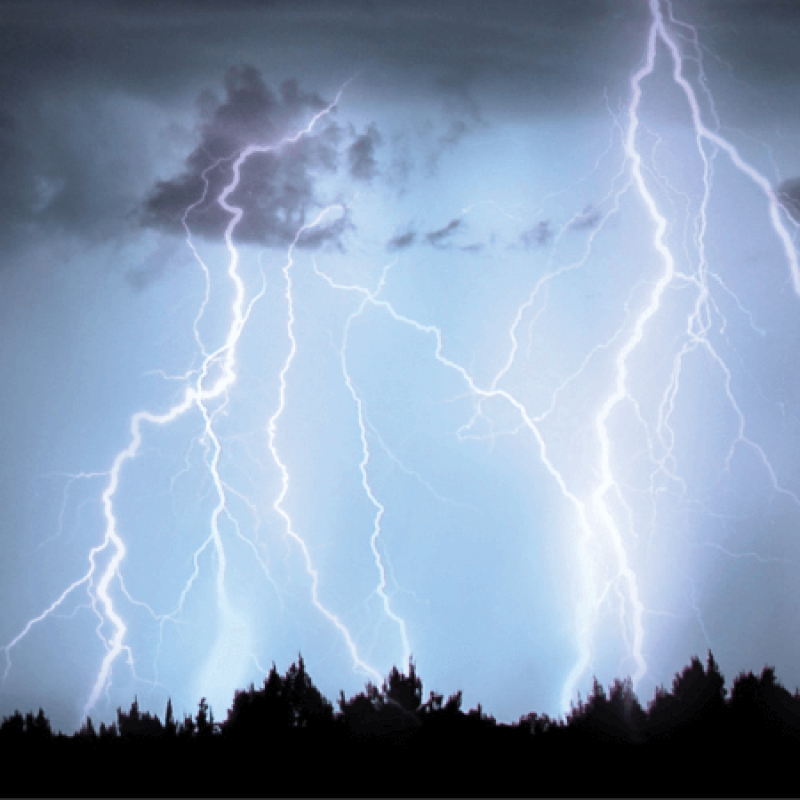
[1,652,799,796]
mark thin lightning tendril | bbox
[266,206,383,686]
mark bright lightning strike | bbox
[2,84,393,723]
[555,0,800,710]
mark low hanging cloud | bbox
[425,118,469,175]
[125,239,186,291]
[425,217,462,247]
[348,123,382,182]
[568,204,601,232]
[140,65,345,247]
[520,220,553,248]
[386,228,417,251]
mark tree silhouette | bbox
[76,716,97,740]
[607,676,647,742]
[164,698,177,738]
[24,708,52,742]
[338,681,382,738]
[382,658,423,715]
[223,665,292,739]
[178,712,195,739]
[284,655,334,729]
[568,675,648,744]
[117,696,164,739]
[518,710,553,737]
[646,651,726,744]
[11,647,800,798]
[222,656,334,741]
[336,659,427,742]
[195,697,213,738]
[261,662,294,729]
[729,665,800,747]
[0,710,25,742]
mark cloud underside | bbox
[140,66,346,247]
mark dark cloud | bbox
[1,2,795,142]
[387,229,417,251]
[0,91,154,251]
[140,66,344,247]
[425,218,462,247]
[568,205,601,232]
[386,113,478,189]
[348,123,382,182]
[126,265,166,291]
[423,74,485,174]
[460,243,484,253]
[777,177,800,224]
[521,220,553,248]
[386,133,415,189]
[124,240,188,291]
[0,0,651,113]
[425,118,470,174]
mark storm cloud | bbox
[1,0,794,253]
[140,66,345,247]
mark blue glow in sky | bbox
[1,0,800,734]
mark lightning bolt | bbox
[2,83,386,723]
[305,0,800,720]
[555,0,800,710]
[312,257,412,670]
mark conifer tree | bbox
[164,698,177,737]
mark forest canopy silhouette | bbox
[2,651,799,796]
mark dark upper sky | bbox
[1,0,798,253]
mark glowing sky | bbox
[1,0,800,734]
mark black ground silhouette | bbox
[2,651,799,797]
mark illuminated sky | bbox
[1,0,800,734]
